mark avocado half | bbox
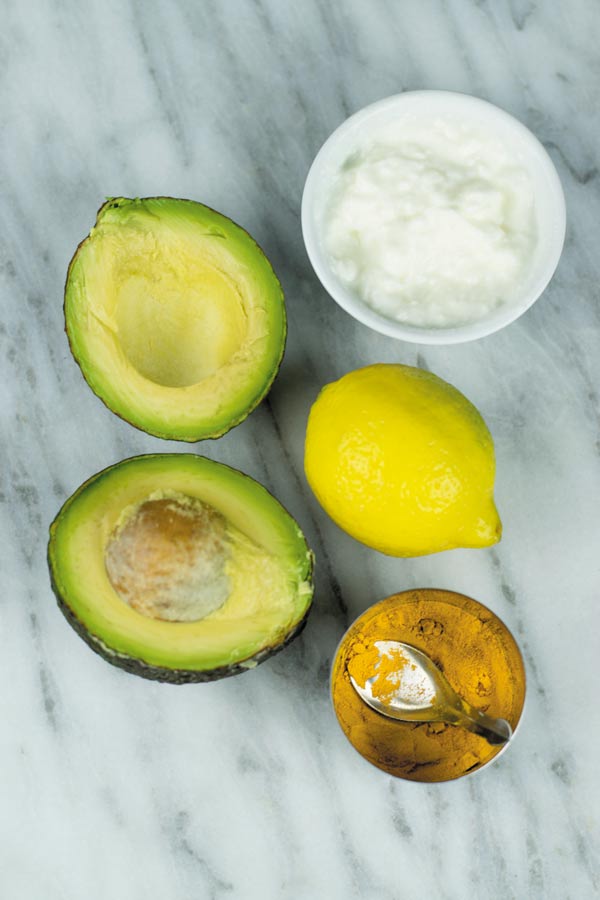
[65,198,286,441]
[48,455,314,683]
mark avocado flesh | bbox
[48,455,314,679]
[65,198,286,440]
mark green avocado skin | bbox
[49,560,312,683]
[64,197,287,442]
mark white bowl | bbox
[301,91,566,345]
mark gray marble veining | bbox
[2,1,599,897]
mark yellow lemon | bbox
[304,364,501,557]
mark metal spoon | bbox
[350,640,511,746]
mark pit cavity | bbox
[105,494,230,621]
[114,265,248,388]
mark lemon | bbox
[304,364,501,557]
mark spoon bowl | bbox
[350,640,512,746]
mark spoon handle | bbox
[449,704,512,746]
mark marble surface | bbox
[2,1,599,897]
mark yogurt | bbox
[323,116,537,328]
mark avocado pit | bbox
[105,494,230,622]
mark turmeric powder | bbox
[331,589,525,783]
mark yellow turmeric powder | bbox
[332,589,525,783]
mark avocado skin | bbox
[64,197,287,442]
[50,562,312,683]
[47,454,315,683]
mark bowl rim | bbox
[301,90,566,345]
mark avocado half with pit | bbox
[65,197,286,441]
[48,455,314,682]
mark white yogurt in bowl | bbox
[325,117,537,328]
[302,92,565,344]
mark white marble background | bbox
[1,1,599,897]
